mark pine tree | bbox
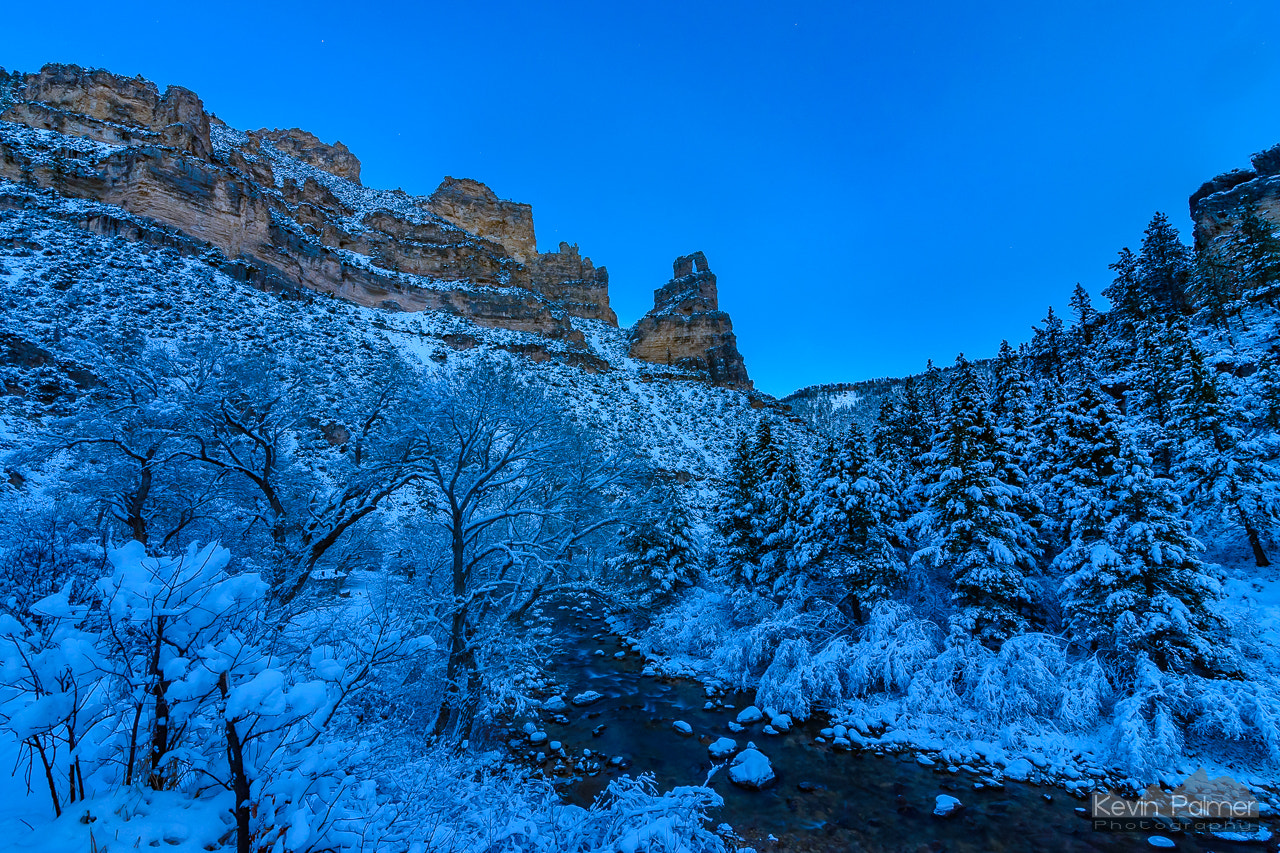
[756,447,804,588]
[612,484,699,598]
[990,341,1046,532]
[1136,211,1192,317]
[874,376,931,497]
[1028,307,1068,386]
[1130,321,1192,475]
[1070,284,1100,348]
[795,426,904,620]
[1234,204,1280,309]
[1188,242,1241,330]
[1172,345,1278,567]
[913,355,1040,644]
[1104,246,1143,336]
[1048,381,1231,676]
[716,430,763,577]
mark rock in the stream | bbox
[762,724,779,736]
[1002,758,1034,781]
[572,691,604,707]
[543,696,568,713]
[672,720,693,736]
[770,713,792,732]
[933,794,963,817]
[591,724,607,736]
[728,743,775,789]
[736,705,764,724]
[708,737,738,759]
[1146,837,1175,848]
[727,721,745,733]
[529,731,548,744]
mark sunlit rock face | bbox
[0,63,754,385]
[628,252,752,389]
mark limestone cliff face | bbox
[529,242,616,325]
[1190,142,1280,247]
[426,177,536,262]
[256,128,361,183]
[0,63,625,345]
[0,63,754,387]
[628,252,752,389]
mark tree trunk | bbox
[219,673,252,853]
[1241,509,1271,567]
[434,510,471,739]
[148,617,171,790]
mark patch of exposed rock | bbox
[628,252,752,389]
[1190,142,1280,247]
[255,128,360,183]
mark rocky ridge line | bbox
[0,63,751,388]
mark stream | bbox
[512,595,1272,852]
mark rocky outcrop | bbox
[1,63,211,160]
[628,252,751,389]
[1190,143,1280,247]
[528,242,615,324]
[256,128,360,183]
[0,63,633,344]
[426,177,536,262]
[0,63,763,389]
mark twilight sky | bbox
[7,1,1280,395]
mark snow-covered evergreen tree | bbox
[715,429,763,579]
[913,356,1041,644]
[756,447,804,589]
[1172,344,1279,567]
[794,426,904,620]
[610,483,699,598]
[1049,377,1233,676]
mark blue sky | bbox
[7,1,1280,395]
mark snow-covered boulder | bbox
[708,737,737,760]
[529,731,548,744]
[770,713,792,732]
[1002,758,1034,781]
[572,690,604,707]
[1146,837,1175,848]
[933,794,963,817]
[728,743,775,789]
[672,720,693,735]
[727,721,745,733]
[736,705,764,724]
[543,695,568,712]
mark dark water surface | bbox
[519,597,1271,852]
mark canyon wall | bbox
[0,63,748,386]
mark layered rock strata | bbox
[1190,142,1280,247]
[629,252,752,389]
[0,63,747,385]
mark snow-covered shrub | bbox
[1188,675,1280,762]
[847,601,940,696]
[2,540,432,852]
[1106,655,1186,779]
[383,757,725,853]
[0,578,112,816]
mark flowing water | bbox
[515,596,1272,852]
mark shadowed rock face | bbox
[628,253,752,389]
[1190,143,1280,247]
